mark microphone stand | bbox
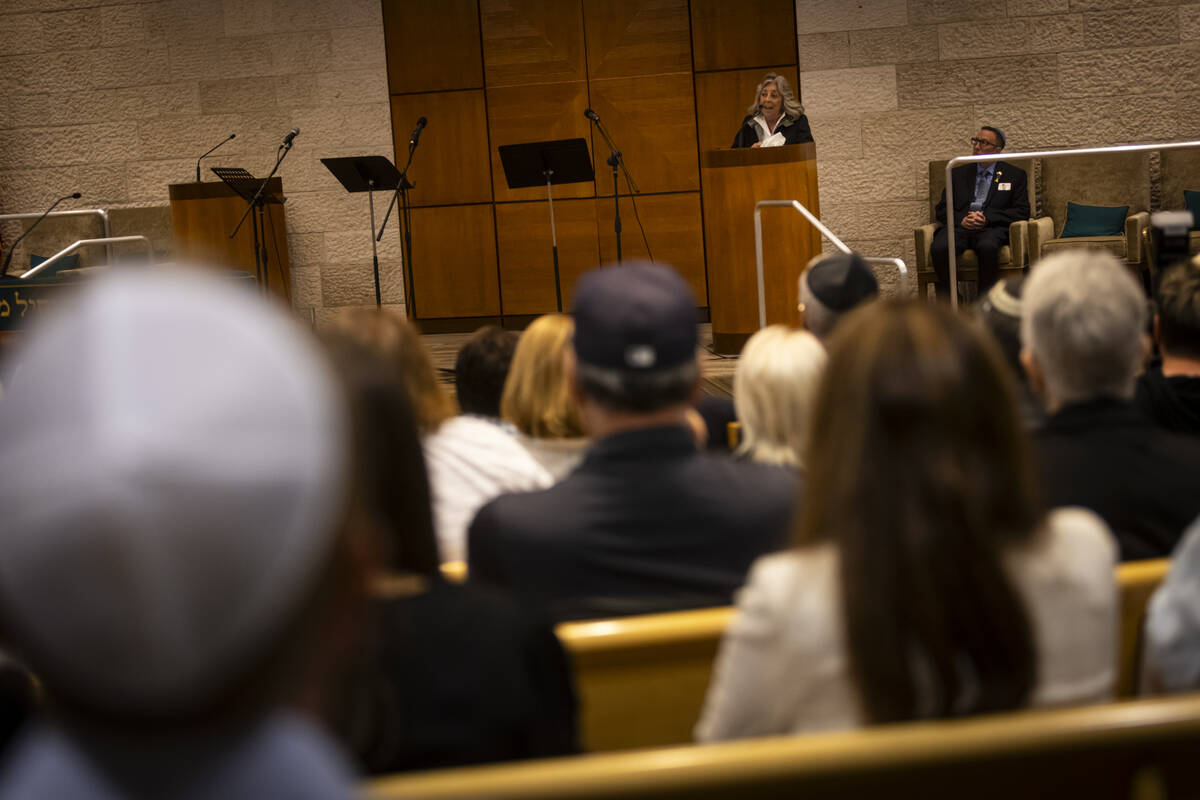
[2,193,78,276]
[376,136,419,297]
[231,139,295,292]
[588,115,639,264]
[196,134,235,182]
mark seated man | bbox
[1021,250,1200,560]
[798,251,879,339]
[1135,257,1200,435]
[424,324,553,562]
[468,262,796,621]
[933,126,1029,298]
[0,269,363,797]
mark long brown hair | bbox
[799,301,1039,723]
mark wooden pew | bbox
[1116,558,1170,698]
[366,693,1200,800]
[556,607,735,752]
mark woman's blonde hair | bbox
[733,325,826,468]
[501,314,584,439]
[326,308,453,433]
[746,72,805,119]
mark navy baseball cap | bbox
[572,262,698,371]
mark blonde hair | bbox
[501,314,585,439]
[326,309,453,433]
[746,72,805,119]
[734,325,826,468]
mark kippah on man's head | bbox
[571,261,698,372]
[800,252,878,338]
[0,267,350,717]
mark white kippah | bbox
[0,267,349,713]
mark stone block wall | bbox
[0,0,397,322]
[796,0,1199,295]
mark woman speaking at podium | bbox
[732,73,813,149]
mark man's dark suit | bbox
[1034,398,1200,561]
[467,425,796,621]
[933,160,1029,294]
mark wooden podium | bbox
[699,143,820,353]
[168,178,291,299]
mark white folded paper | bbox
[760,132,786,148]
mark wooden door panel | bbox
[487,82,596,203]
[383,0,483,93]
[480,0,586,87]
[582,0,690,79]
[595,191,706,305]
[495,198,600,315]
[690,0,796,72]
[409,203,501,318]
[391,91,493,207]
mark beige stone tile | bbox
[850,25,938,66]
[313,69,390,107]
[1067,0,1149,9]
[1059,44,1200,97]
[819,199,928,240]
[100,4,147,47]
[801,65,897,114]
[1006,0,1070,15]
[168,36,273,83]
[86,44,171,89]
[290,103,392,149]
[136,113,242,160]
[144,0,224,41]
[287,232,327,269]
[285,189,368,234]
[861,106,977,161]
[907,0,1005,24]
[797,32,850,71]
[268,31,333,76]
[199,77,279,115]
[816,158,918,204]
[794,0,907,34]
[288,261,323,308]
[112,83,202,120]
[379,258,406,306]
[939,16,1084,58]
[1184,4,1200,40]
[0,13,45,56]
[325,229,403,263]
[321,259,379,306]
[976,94,1180,149]
[0,164,129,211]
[1084,7,1180,49]
[808,114,863,159]
[896,55,1058,107]
[0,122,131,170]
[329,25,387,72]
[126,158,194,204]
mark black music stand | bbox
[498,138,594,311]
[321,155,404,307]
[213,166,284,291]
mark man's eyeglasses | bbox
[970,137,1000,147]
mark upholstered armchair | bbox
[1029,152,1150,267]
[914,159,1036,299]
[1147,148,1200,271]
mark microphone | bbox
[584,108,600,123]
[2,192,81,275]
[196,133,235,182]
[281,128,300,147]
[409,116,426,147]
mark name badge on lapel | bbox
[997,182,1011,191]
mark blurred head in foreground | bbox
[0,268,364,730]
[799,252,879,339]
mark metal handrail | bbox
[945,139,1200,309]
[0,207,113,262]
[20,236,153,278]
[754,199,910,330]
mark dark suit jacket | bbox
[468,425,797,621]
[935,160,1029,230]
[732,114,814,148]
[1034,398,1200,560]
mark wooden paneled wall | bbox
[382,0,797,324]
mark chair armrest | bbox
[1029,216,1055,263]
[1008,220,1028,268]
[914,223,941,272]
[1125,211,1150,264]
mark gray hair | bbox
[746,72,805,119]
[733,325,826,468]
[1020,250,1147,407]
[575,357,700,413]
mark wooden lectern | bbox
[168,178,291,299]
[699,143,820,353]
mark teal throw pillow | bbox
[1059,202,1128,239]
[1184,190,1200,231]
[29,253,80,276]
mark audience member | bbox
[1135,258,1200,435]
[1021,250,1200,560]
[0,268,364,797]
[798,251,878,339]
[932,126,1029,299]
[469,262,796,621]
[975,275,1046,430]
[500,314,590,479]
[376,321,550,563]
[733,324,826,468]
[697,302,1116,741]
[320,334,577,773]
[1144,514,1200,692]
